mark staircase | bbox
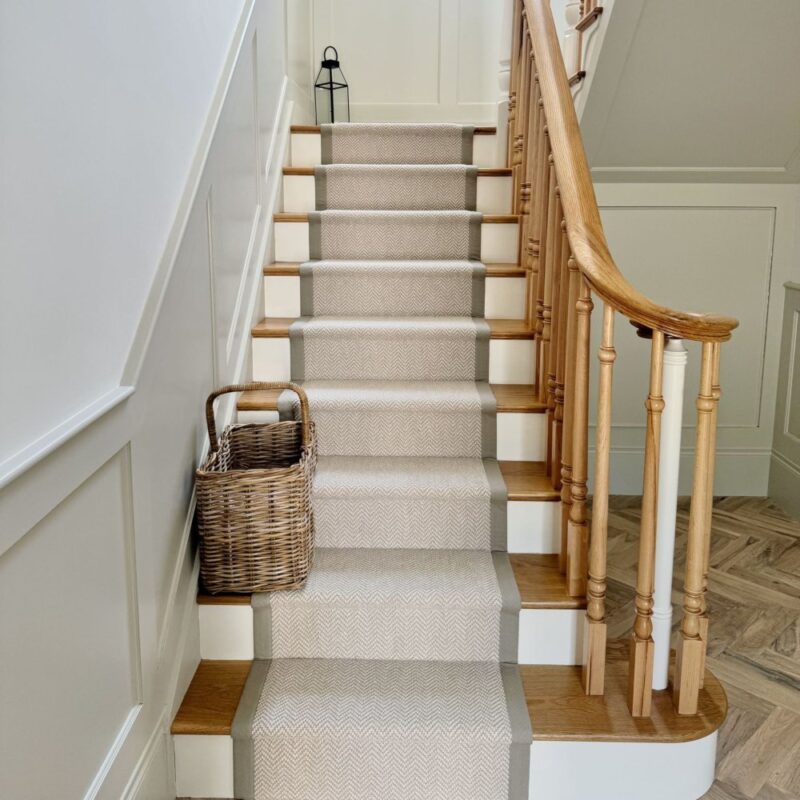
[172,2,737,798]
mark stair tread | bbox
[291,124,497,135]
[284,166,511,177]
[264,261,527,278]
[238,383,543,413]
[499,460,559,501]
[253,317,535,339]
[274,211,519,223]
[173,642,726,742]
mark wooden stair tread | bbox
[521,639,727,743]
[290,124,497,135]
[273,212,518,224]
[510,554,585,609]
[283,166,511,177]
[173,643,726,742]
[263,261,526,278]
[237,385,542,414]
[199,544,571,610]
[499,460,559,501]
[171,660,252,735]
[252,317,535,340]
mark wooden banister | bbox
[523,0,737,343]
[508,0,737,717]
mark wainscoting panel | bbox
[0,449,141,800]
[591,183,800,494]
[310,0,501,122]
[769,283,800,517]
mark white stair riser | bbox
[274,220,519,264]
[264,275,526,320]
[199,603,583,665]
[239,407,544,461]
[283,173,513,215]
[290,132,501,169]
[175,732,718,800]
[252,337,536,386]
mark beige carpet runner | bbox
[233,122,531,800]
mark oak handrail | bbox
[524,0,738,343]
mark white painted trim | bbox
[0,385,134,491]
[530,733,718,800]
[199,604,256,660]
[519,609,584,665]
[119,712,168,800]
[83,705,143,800]
[174,735,234,799]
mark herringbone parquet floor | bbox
[605,496,800,799]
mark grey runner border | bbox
[465,165,478,210]
[320,125,333,164]
[484,457,508,551]
[299,263,314,316]
[314,166,328,210]
[232,659,272,800]
[493,551,522,663]
[288,318,308,381]
[474,318,491,381]
[461,124,476,165]
[468,211,482,260]
[471,261,486,317]
[251,593,274,658]
[308,212,322,260]
[500,663,533,800]
[477,380,497,458]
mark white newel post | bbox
[652,338,688,690]
[496,0,513,166]
[564,2,583,77]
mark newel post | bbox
[651,338,688,690]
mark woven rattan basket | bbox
[196,382,316,594]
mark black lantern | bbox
[314,46,350,124]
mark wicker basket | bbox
[196,382,316,594]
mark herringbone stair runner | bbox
[234,122,531,800]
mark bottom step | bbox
[173,641,726,800]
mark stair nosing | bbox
[263,261,527,278]
[283,166,512,177]
[290,124,497,135]
[273,212,519,224]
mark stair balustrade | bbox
[507,0,738,717]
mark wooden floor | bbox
[605,496,800,800]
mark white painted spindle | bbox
[652,338,688,690]
[563,2,583,77]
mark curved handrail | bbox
[525,0,738,342]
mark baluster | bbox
[512,22,530,214]
[532,117,549,366]
[674,342,721,715]
[552,224,570,492]
[652,338,688,691]
[628,330,665,717]
[537,153,555,405]
[520,68,540,323]
[583,302,615,695]
[506,0,522,168]
[546,214,564,481]
[698,342,721,688]
[566,278,592,597]
[559,255,580,572]
[526,95,546,332]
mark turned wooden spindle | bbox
[627,330,665,718]
[520,69,540,302]
[583,302,616,695]
[552,225,570,492]
[566,278,592,597]
[546,215,565,480]
[674,342,721,715]
[559,255,580,572]
[539,158,557,410]
[512,27,530,214]
[526,95,546,331]
[697,341,721,689]
[506,0,523,168]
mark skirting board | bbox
[173,731,718,800]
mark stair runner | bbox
[233,122,532,800]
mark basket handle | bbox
[204,382,312,453]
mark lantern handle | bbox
[323,45,339,62]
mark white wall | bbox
[0,0,249,474]
[0,1,305,797]
[590,183,800,495]
[308,0,502,123]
